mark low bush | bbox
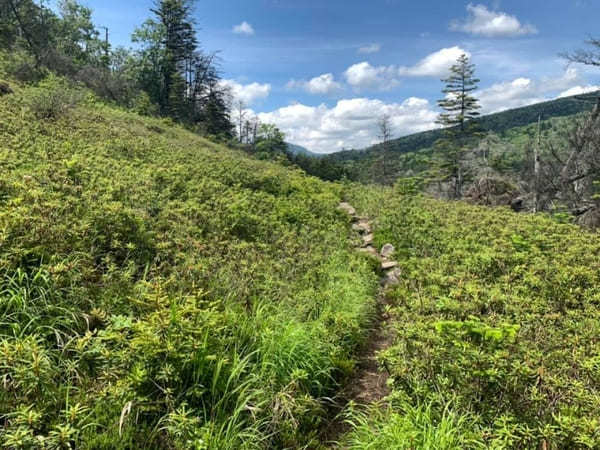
[346,184,600,448]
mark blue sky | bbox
[74,0,599,152]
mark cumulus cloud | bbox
[286,73,343,95]
[257,97,438,153]
[220,79,270,105]
[343,47,469,90]
[399,46,470,77]
[558,85,600,98]
[344,62,399,90]
[478,68,596,113]
[450,4,537,37]
[233,21,255,35]
[358,43,381,54]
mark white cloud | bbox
[343,47,470,90]
[399,46,470,77]
[257,97,438,153]
[450,4,537,37]
[286,73,343,95]
[344,62,399,90]
[233,21,255,35]
[558,85,600,98]
[478,68,596,113]
[220,79,271,105]
[358,43,381,54]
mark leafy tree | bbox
[435,53,481,198]
[255,123,286,156]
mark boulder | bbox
[385,268,402,285]
[465,176,519,207]
[381,243,395,258]
[0,81,13,96]
[381,261,398,270]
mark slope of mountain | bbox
[0,77,378,449]
[311,91,599,184]
[286,142,320,157]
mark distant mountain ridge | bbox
[286,142,320,157]
[339,91,599,159]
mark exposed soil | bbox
[318,203,400,448]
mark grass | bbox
[343,181,600,449]
[0,76,379,448]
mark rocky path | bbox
[320,203,401,447]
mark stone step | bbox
[338,202,356,216]
[352,220,372,234]
[358,246,378,256]
[381,261,398,270]
[362,233,374,246]
[380,243,395,258]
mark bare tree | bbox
[235,99,247,143]
[563,37,600,67]
[537,99,600,216]
[377,114,392,183]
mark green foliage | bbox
[343,402,485,449]
[324,93,596,185]
[0,83,379,448]
[25,75,85,119]
[346,185,600,448]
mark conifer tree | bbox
[435,54,481,198]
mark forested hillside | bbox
[299,92,597,184]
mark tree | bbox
[235,99,247,143]
[435,53,481,198]
[377,114,393,183]
[254,123,286,157]
[564,37,600,68]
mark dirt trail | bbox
[319,203,400,447]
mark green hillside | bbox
[349,92,596,159]
[307,93,598,185]
[2,76,600,450]
[0,78,379,449]
[340,183,600,449]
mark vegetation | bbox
[434,53,482,198]
[0,78,379,448]
[317,92,597,184]
[342,182,600,448]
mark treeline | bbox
[0,0,288,143]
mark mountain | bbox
[286,142,320,157]
[309,91,599,184]
[351,91,598,158]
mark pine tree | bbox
[435,53,481,198]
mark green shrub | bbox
[26,75,84,119]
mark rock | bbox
[358,246,378,256]
[0,81,13,97]
[385,268,402,285]
[381,243,395,258]
[362,233,374,246]
[381,261,398,270]
[338,202,356,216]
[511,196,524,212]
[465,176,520,207]
[352,220,371,234]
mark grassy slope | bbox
[343,183,600,449]
[0,79,379,449]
